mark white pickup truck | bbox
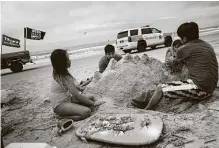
[116,26,173,53]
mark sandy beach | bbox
[1,32,219,148]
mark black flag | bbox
[2,34,20,48]
[24,27,46,40]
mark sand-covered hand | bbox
[80,86,86,91]
[85,94,95,101]
[165,58,174,67]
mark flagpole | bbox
[24,26,26,51]
[1,34,3,54]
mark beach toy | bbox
[76,113,163,146]
[80,77,93,86]
[57,118,74,136]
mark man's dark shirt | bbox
[174,39,218,94]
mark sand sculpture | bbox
[85,53,181,110]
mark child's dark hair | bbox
[104,44,115,54]
[50,49,75,91]
[177,22,199,42]
[50,49,69,75]
[172,39,183,47]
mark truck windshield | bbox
[117,31,128,39]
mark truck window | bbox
[117,31,128,39]
[130,29,138,36]
[141,28,152,34]
[151,28,161,33]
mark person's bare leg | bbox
[71,97,80,104]
[145,85,163,110]
[57,115,84,121]
[54,102,91,121]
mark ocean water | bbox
[202,32,219,59]
[201,32,219,49]
[31,44,116,65]
[32,28,219,65]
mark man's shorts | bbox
[161,79,211,100]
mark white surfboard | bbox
[76,113,163,146]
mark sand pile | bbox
[85,53,184,111]
[86,54,166,105]
[84,53,218,114]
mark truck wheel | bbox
[137,41,147,52]
[124,50,132,54]
[164,36,172,47]
[10,62,23,73]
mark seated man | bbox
[99,44,122,73]
[133,22,218,110]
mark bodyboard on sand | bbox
[76,113,163,146]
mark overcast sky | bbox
[1,1,219,53]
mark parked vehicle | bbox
[1,50,33,72]
[116,26,173,53]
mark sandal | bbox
[57,118,74,136]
